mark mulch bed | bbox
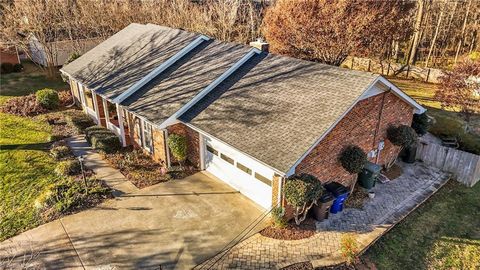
[281,261,314,270]
[103,149,197,188]
[344,184,369,209]
[61,179,113,216]
[260,217,316,240]
[382,163,403,180]
[281,262,360,270]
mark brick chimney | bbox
[249,38,269,52]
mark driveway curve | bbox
[0,172,266,269]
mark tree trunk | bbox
[425,6,444,67]
[407,0,425,65]
[468,12,479,54]
[454,0,472,64]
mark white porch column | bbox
[103,98,110,124]
[116,103,127,147]
[92,92,101,124]
[199,133,206,170]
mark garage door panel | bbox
[204,137,273,209]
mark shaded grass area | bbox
[390,78,480,154]
[365,181,480,270]
[0,61,68,97]
[0,149,59,241]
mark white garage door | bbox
[203,136,273,209]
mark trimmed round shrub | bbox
[55,160,81,176]
[284,174,323,225]
[85,126,111,143]
[36,88,60,110]
[50,145,73,160]
[270,206,287,228]
[167,134,187,163]
[411,113,430,136]
[13,63,23,72]
[1,63,14,74]
[91,134,121,153]
[387,125,418,148]
[338,145,367,174]
[66,112,95,132]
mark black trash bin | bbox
[402,145,417,163]
[358,161,381,190]
[324,182,349,214]
[312,191,334,221]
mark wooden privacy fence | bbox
[416,141,480,187]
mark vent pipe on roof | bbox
[249,38,269,52]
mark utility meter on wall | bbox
[378,140,385,151]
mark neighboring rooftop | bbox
[180,53,379,172]
[122,39,251,125]
[61,23,199,100]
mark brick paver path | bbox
[196,162,450,269]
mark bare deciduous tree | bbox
[436,58,480,129]
[262,0,414,66]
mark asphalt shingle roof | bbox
[122,40,251,125]
[61,23,199,100]
[180,53,379,173]
[63,23,383,173]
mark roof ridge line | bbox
[112,34,210,104]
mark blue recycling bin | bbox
[324,182,349,214]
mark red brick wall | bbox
[151,128,167,165]
[295,91,414,187]
[167,123,200,168]
[0,50,19,64]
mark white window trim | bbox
[134,117,143,147]
[142,120,153,153]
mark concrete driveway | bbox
[0,172,265,269]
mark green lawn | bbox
[390,78,480,155]
[389,78,441,109]
[0,75,109,241]
[0,112,59,240]
[365,181,480,270]
[0,61,68,97]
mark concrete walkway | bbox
[0,173,265,269]
[66,135,139,196]
[197,162,451,269]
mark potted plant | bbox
[387,124,418,164]
[411,112,431,137]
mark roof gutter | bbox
[182,121,286,177]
